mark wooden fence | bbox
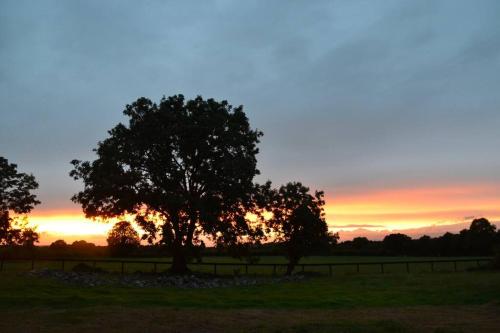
[0,257,493,276]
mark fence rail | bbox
[0,257,493,276]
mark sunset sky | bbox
[1,1,500,245]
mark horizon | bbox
[30,212,500,246]
[25,218,500,247]
[2,1,500,245]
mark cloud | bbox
[1,0,500,229]
[332,224,385,229]
[335,221,500,241]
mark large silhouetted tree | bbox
[70,95,263,273]
[265,182,337,275]
[0,157,40,245]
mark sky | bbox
[1,0,500,244]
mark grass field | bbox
[0,257,499,332]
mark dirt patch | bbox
[0,305,499,332]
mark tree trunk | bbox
[170,244,188,274]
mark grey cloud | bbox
[1,0,500,211]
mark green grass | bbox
[1,257,498,332]
[0,270,499,310]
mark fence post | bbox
[153,263,157,273]
[356,264,360,273]
[380,263,384,274]
[31,259,35,270]
[430,262,434,272]
[406,262,410,273]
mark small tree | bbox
[469,218,497,234]
[50,239,69,250]
[20,228,39,248]
[265,182,336,275]
[383,233,412,255]
[49,239,69,255]
[71,240,97,256]
[0,157,40,246]
[462,218,497,255]
[352,237,370,250]
[70,95,263,273]
[107,221,140,256]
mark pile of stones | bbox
[27,267,305,289]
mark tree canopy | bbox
[107,221,140,256]
[0,156,40,245]
[382,233,413,255]
[264,182,337,274]
[49,239,69,250]
[70,95,264,272]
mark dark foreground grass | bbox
[1,305,498,332]
[1,271,499,309]
[1,271,499,332]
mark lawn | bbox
[1,270,499,309]
[0,262,499,332]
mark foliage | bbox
[49,239,68,250]
[71,240,96,250]
[106,221,140,256]
[70,95,263,273]
[0,157,40,246]
[20,228,39,247]
[264,182,338,274]
[336,218,499,257]
[460,217,497,255]
[382,233,412,255]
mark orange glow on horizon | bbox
[28,213,143,245]
[325,183,500,235]
[30,214,112,236]
[26,182,500,244]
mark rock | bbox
[26,268,307,289]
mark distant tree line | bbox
[335,218,499,257]
[2,217,497,262]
